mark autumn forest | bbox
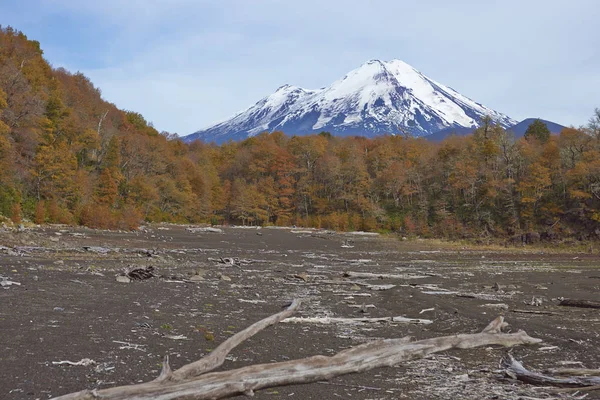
[1,27,599,240]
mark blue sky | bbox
[1,0,599,135]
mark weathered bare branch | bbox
[343,271,432,280]
[281,315,433,325]
[172,299,302,381]
[558,298,600,309]
[545,368,600,377]
[51,307,541,400]
[503,355,600,388]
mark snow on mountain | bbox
[184,59,516,144]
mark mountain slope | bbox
[184,60,516,144]
[507,118,566,137]
[424,126,477,142]
[425,118,566,142]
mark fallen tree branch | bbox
[558,298,600,309]
[169,299,302,381]
[503,355,600,388]
[511,309,559,316]
[550,384,600,394]
[52,359,96,367]
[281,315,433,325]
[545,368,600,377]
[52,306,540,400]
[343,271,431,280]
[318,279,396,291]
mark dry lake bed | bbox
[1,225,599,399]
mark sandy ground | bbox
[0,225,599,400]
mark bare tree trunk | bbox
[97,110,109,136]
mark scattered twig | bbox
[164,335,188,341]
[550,384,600,394]
[511,309,559,316]
[503,355,600,387]
[282,315,431,325]
[112,341,147,352]
[0,279,21,287]
[317,380,381,391]
[52,359,95,367]
[318,280,396,291]
[343,271,431,280]
[545,368,600,377]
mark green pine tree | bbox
[524,119,551,143]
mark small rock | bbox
[127,266,155,280]
[189,275,205,282]
[83,246,111,254]
[401,236,408,241]
[165,334,189,340]
[193,268,207,277]
[480,303,509,310]
[529,296,543,306]
[0,279,21,287]
[456,374,469,381]
[53,307,65,312]
[219,274,232,282]
[116,276,131,283]
[294,272,309,282]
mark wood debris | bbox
[51,305,540,400]
[558,298,600,309]
[52,359,95,367]
[503,355,600,388]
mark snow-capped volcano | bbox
[184,60,516,143]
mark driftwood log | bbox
[52,300,541,400]
[503,355,600,388]
[545,368,600,376]
[342,271,432,280]
[558,298,600,309]
[281,315,433,325]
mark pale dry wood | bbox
[51,309,540,400]
[343,271,432,280]
[318,279,396,290]
[550,384,600,394]
[482,316,508,333]
[545,368,600,377]
[281,315,433,325]
[503,355,600,388]
[511,309,559,316]
[170,299,302,381]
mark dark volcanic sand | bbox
[0,225,599,399]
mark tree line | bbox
[1,26,599,240]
